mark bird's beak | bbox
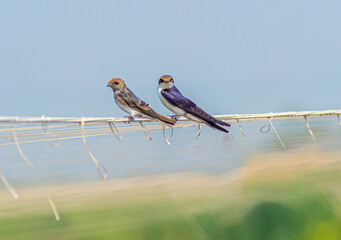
[106,84,110,87]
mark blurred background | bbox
[1,1,341,239]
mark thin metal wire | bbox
[304,116,317,143]
[269,119,286,151]
[41,122,61,148]
[0,109,340,147]
[0,132,113,146]
[0,122,195,147]
[12,123,60,221]
[236,119,246,137]
[260,121,271,133]
[108,122,122,141]
[1,110,341,124]
[162,126,173,146]
[260,117,286,151]
[197,124,201,138]
[0,168,19,200]
[81,119,107,180]
[139,122,152,140]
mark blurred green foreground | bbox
[1,148,341,240]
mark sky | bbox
[1,0,341,118]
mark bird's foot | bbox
[124,116,134,123]
[170,115,181,120]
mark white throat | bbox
[159,82,174,90]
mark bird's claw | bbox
[170,115,180,120]
[124,116,134,124]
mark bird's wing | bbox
[161,87,214,120]
[117,89,176,125]
[161,87,230,129]
[117,88,151,111]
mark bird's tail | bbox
[207,121,229,133]
[154,113,177,125]
[214,119,231,127]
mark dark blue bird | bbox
[158,75,231,133]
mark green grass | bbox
[1,191,340,240]
[1,162,341,239]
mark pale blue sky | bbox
[1,1,340,117]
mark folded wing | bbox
[161,87,230,132]
[117,89,176,125]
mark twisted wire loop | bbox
[0,168,19,200]
[260,117,286,151]
[11,122,60,221]
[260,119,271,133]
[139,122,152,140]
[162,125,173,146]
[236,118,246,137]
[338,114,341,127]
[81,119,107,180]
[108,121,122,141]
[304,116,317,143]
[41,116,61,148]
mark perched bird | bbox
[158,75,231,133]
[107,78,176,125]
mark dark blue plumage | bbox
[160,86,231,133]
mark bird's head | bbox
[158,75,174,89]
[107,78,125,91]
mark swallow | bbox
[107,78,176,125]
[157,75,231,133]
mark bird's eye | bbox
[114,82,119,85]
